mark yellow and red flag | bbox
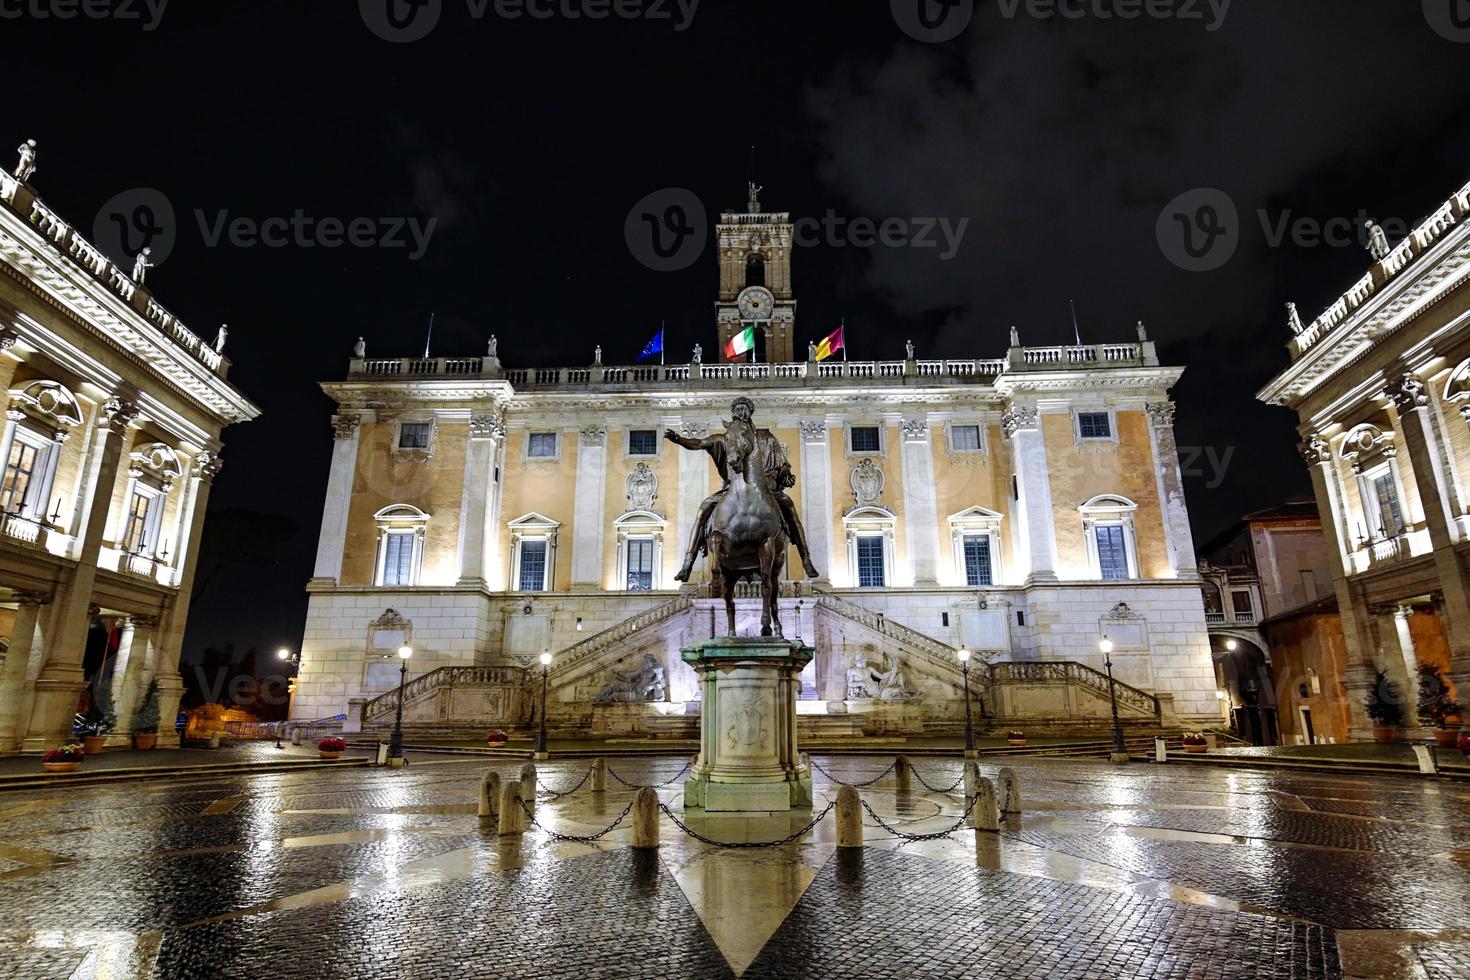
[814,325,845,362]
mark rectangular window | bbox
[122,492,151,553]
[0,440,38,513]
[626,538,654,591]
[518,540,548,591]
[849,426,881,454]
[1231,591,1254,619]
[398,422,431,449]
[856,535,885,587]
[1094,525,1130,580]
[1372,472,1403,538]
[1077,412,1112,439]
[527,433,557,458]
[950,425,982,452]
[962,534,993,587]
[381,532,415,586]
[628,429,658,456]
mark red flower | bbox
[318,737,347,752]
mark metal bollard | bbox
[968,776,1000,832]
[497,781,526,835]
[591,757,607,794]
[894,755,912,793]
[520,762,537,813]
[631,786,660,850]
[478,770,501,822]
[836,785,863,847]
[996,768,1021,816]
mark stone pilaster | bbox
[457,412,504,587]
[898,418,941,585]
[311,414,361,584]
[797,420,832,586]
[1145,402,1197,575]
[0,592,51,754]
[677,421,711,580]
[1002,404,1057,583]
[570,425,608,589]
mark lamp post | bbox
[275,647,299,748]
[957,649,976,759]
[1099,637,1128,763]
[535,651,552,760]
[387,644,412,765]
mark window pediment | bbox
[1079,494,1138,514]
[948,505,1004,526]
[1445,358,1470,403]
[1338,423,1394,465]
[374,503,430,525]
[131,443,183,481]
[13,381,82,427]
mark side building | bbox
[0,151,260,753]
[296,190,1219,740]
[1259,175,1470,742]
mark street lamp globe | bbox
[957,648,971,663]
[539,651,552,667]
[1225,639,1238,651]
[277,647,291,661]
[398,645,413,660]
[1098,637,1114,656]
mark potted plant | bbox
[487,729,509,748]
[131,680,161,751]
[1459,732,1470,757]
[318,736,346,760]
[1006,730,1026,747]
[1417,665,1464,749]
[1181,732,1209,753]
[1365,671,1405,743]
[81,675,117,755]
[42,743,85,773]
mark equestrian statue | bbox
[665,397,820,638]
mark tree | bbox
[84,672,118,736]
[133,680,161,734]
[1417,665,1463,730]
[1364,670,1405,727]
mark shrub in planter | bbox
[42,743,85,773]
[1006,730,1026,746]
[1365,671,1405,743]
[1181,732,1209,753]
[1417,665,1464,748]
[132,680,161,750]
[318,737,347,760]
[81,674,118,754]
[487,729,509,747]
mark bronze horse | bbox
[704,422,789,638]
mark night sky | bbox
[10,1,1470,668]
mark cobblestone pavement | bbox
[0,755,1466,978]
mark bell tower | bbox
[715,183,796,362]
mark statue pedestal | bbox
[682,637,813,812]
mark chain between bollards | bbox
[910,766,966,794]
[517,796,638,843]
[859,788,984,841]
[657,801,837,849]
[607,759,692,789]
[537,766,595,799]
[809,759,898,787]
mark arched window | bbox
[745,252,765,288]
[373,505,430,587]
[1201,581,1223,616]
[1079,495,1139,581]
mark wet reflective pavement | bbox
[0,755,1466,978]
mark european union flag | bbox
[636,327,664,363]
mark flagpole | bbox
[660,321,665,365]
[424,312,435,359]
[841,317,847,361]
[1070,300,1082,347]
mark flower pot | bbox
[1184,743,1208,754]
[134,733,157,751]
[1433,729,1459,749]
[82,735,107,755]
[42,761,81,773]
[1372,725,1398,744]
[1458,732,1470,756]
[319,750,343,761]
[487,740,507,749]
[1006,738,1026,747]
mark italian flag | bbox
[724,325,755,359]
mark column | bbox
[148,455,221,748]
[1003,405,1057,583]
[797,420,832,586]
[1300,434,1376,740]
[457,412,504,587]
[109,617,141,733]
[0,592,51,753]
[570,425,607,589]
[1389,604,1429,737]
[310,414,361,584]
[1145,403,1197,575]
[678,420,711,579]
[28,429,67,523]
[1392,376,1470,723]
[24,397,138,751]
[0,408,21,487]
[899,418,941,586]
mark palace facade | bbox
[0,156,260,754]
[296,191,1218,738]
[1260,175,1470,742]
